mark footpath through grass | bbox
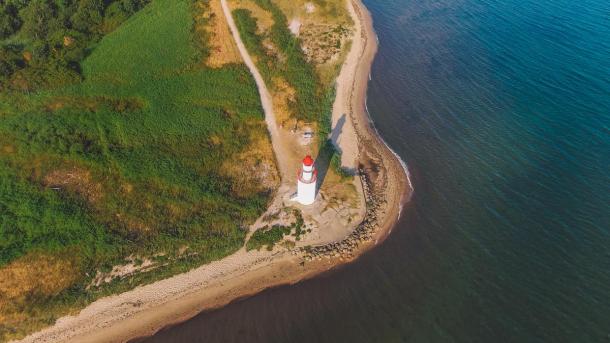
[0,0,276,340]
[232,0,333,136]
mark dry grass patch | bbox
[317,38,351,86]
[271,0,353,82]
[320,168,358,206]
[0,253,78,303]
[0,252,79,324]
[300,23,350,65]
[196,0,243,67]
[115,213,154,235]
[0,145,15,156]
[43,167,103,203]
[230,0,275,34]
[0,252,80,341]
[271,76,296,126]
[43,96,145,114]
[221,122,279,198]
[273,0,352,24]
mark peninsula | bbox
[4,0,411,341]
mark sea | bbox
[144,0,610,341]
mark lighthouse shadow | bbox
[315,114,346,195]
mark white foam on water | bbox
[363,87,414,220]
[376,130,413,220]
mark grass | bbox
[246,208,305,250]
[232,0,334,136]
[273,0,351,23]
[0,0,277,340]
[324,139,354,180]
[247,224,291,251]
[291,208,306,240]
[202,0,243,67]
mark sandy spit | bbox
[13,1,411,342]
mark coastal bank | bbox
[14,1,411,342]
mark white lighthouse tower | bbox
[294,155,317,205]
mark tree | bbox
[19,0,57,40]
[120,0,138,15]
[0,4,21,39]
[70,0,104,33]
[0,44,23,89]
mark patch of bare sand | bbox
[328,0,381,171]
[289,18,301,35]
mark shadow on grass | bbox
[315,114,346,195]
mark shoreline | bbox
[13,1,411,342]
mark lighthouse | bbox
[294,155,317,205]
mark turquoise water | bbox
[145,0,610,341]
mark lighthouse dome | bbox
[303,155,314,167]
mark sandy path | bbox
[220,0,293,181]
[330,2,363,169]
[12,1,411,342]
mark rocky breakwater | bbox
[297,163,388,262]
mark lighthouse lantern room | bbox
[294,155,317,205]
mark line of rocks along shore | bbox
[295,162,388,262]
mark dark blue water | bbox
[146,0,610,341]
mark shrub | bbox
[247,224,292,251]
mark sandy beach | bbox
[13,1,411,342]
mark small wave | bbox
[363,92,414,219]
[364,98,373,125]
[379,135,413,219]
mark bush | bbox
[246,224,291,251]
[232,3,332,131]
[0,4,21,39]
[0,0,276,339]
[0,0,151,92]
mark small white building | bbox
[293,155,317,205]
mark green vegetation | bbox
[246,208,307,250]
[326,140,354,180]
[232,0,333,136]
[0,0,277,340]
[246,224,291,251]
[312,138,354,186]
[292,208,306,240]
[0,0,151,91]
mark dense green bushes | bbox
[253,0,322,117]
[232,1,333,136]
[0,0,150,91]
[246,224,291,251]
[0,0,271,263]
[233,9,266,57]
[0,1,276,339]
[0,162,112,265]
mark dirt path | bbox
[220,0,293,181]
[12,2,410,342]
